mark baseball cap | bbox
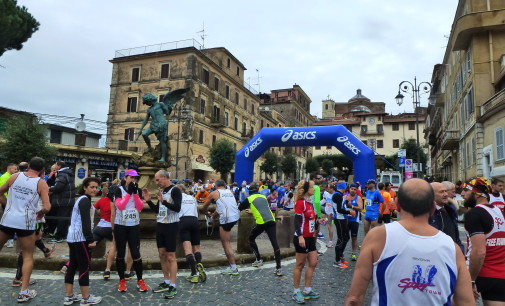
[125,169,140,177]
[464,177,491,197]
[366,179,376,185]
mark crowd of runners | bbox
[0,156,505,305]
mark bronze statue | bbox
[135,88,189,163]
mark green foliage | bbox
[321,159,334,174]
[0,115,57,170]
[305,157,319,174]
[260,151,278,178]
[280,154,297,179]
[0,0,40,57]
[314,154,353,172]
[208,138,236,180]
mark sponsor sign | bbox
[244,137,263,158]
[281,129,316,142]
[336,136,361,155]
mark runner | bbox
[112,169,148,293]
[292,180,319,304]
[64,177,102,305]
[0,157,51,303]
[175,184,206,283]
[377,183,392,224]
[238,182,282,276]
[384,182,397,220]
[202,179,240,275]
[362,179,383,236]
[489,178,505,212]
[346,184,363,261]
[322,183,334,248]
[310,174,324,239]
[143,170,181,299]
[463,177,505,303]
[332,182,354,269]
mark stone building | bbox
[426,0,505,181]
[106,39,299,182]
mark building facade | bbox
[426,0,505,182]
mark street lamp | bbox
[170,105,191,180]
[395,77,432,178]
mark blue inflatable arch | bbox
[234,125,376,184]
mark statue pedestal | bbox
[137,166,160,192]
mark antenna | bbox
[254,69,263,93]
[197,21,207,49]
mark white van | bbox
[379,171,402,191]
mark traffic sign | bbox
[398,149,406,158]
[405,159,413,172]
[399,158,405,167]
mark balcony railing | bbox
[481,89,505,115]
[114,39,202,58]
[441,130,459,150]
[210,115,226,127]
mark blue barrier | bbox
[234,125,376,184]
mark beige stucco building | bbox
[426,0,505,182]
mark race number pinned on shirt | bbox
[122,209,139,222]
[309,219,316,233]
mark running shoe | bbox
[186,274,199,283]
[196,263,206,282]
[351,253,357,261]
[124,271,135,281]
[302,290,320,300]
[6,239,14,248]
[102,271,110,280]
[252,259,263,267]
[117,279,127,292]
[80,294,102,305]
[12,279,37,287]
[274,269,283,276]
[60,265,68,275]
[49,238,65,244]
[292,291,305,304]
[164,286,177,299]
[44,244,56,258]
[333,261,349,269]
[326,241,334,248]
[17,289,37,303]
[63,294,82,305]
[317,250,324,256]
[152,282,170,293]
[340,258,349,265]
[136,279,149,292]
[317,233,325,239]
[221,266,239,276]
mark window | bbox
[393,139,400,148]
[49,130,62,144]
[315,146,321,150]
[251,103,255,115]
[496,127,505,160]
[225,84,230,99]
[362,140,368,146]
[160,63,170,79]
[200,99,206,115]
[158,95,164,102]
[392,123,399,131]
[467,87,474,115]
[202,68,209,85]
[212,135,217,146]
[212,106,220,122]
[408,122,415,130]
[235,91,239,105]
[261,120,264,128]
[131,67,140,82]
[214,77,219,91]
[124,128,135,141]
[466,47,472,74]
[377,140,383,148]
[127,97,137,112]
[465,141,470,168]
[361,125,367,133]
[243,98,248,109]
[472,137,476,165]
[325,104,328,110]
[199,130,204,144]
[224,112,229,126]
[227,58,231,68]
[236,66,240,76]
[242,122,247,134]
[326,146,332,150]
[377,124,383,133]
[234,117,238,130]
[346,125,352,133]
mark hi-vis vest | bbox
[247,193,275,225]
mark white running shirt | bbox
[67,195,88,243]
[216,189,240,224]
[179,193,199,218]
[0,173,40,230]
[157,186,180,224]
[114,186,140,226]
[371,222,457,306]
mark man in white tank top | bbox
[345,178,474,305]
[489,178,505,212]
[0,157,51,303]
[203,179,240,275]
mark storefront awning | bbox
[191,161,214,172]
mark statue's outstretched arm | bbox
[135,112,150,141]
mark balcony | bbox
[360,130,384,136]
[241,129,254,140]
[441,130,459,150]
[210,115,226,127]
[479,89,505,122]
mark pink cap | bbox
[125,169,140,177]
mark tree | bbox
[208,138,236,180]
[321,159,334,177]
[305,157,319,174]
[260,151,278,178]
[314,154,353,173]
[280,154,297,179]
[0,0,40,57]
[0,115,57,170]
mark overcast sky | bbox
[1,0,457,133]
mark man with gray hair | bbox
[203,179,240,275]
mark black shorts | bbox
[93,226,113,243]
[179,216,200,245]
[476,277,505,301]
[0,225,35,238]
[348,221,359,238]
[220,221,237,232]
[156,222,178,252]
[293,236,317,254]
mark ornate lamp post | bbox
[394,77,435,178]
[170,105,191,180]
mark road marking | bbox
[0,240,328,280]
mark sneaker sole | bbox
[164,294,176,299]
[12,280,37,287]
[292,297,305,304]
[152,288,170,293]
[304,296,320,300]
[117,288,127,292]
[196,264,207,282]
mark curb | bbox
[0,248,295,271]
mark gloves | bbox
[127,182,138,195]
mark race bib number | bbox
[122,209,138,221]
[158,207,167,219]
[366,199,372,208]
[270,202,277,209]
[309,220,315,233]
